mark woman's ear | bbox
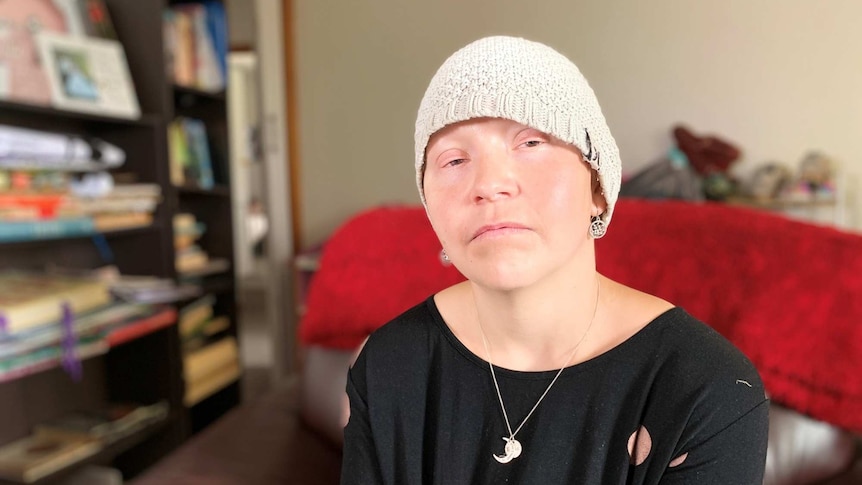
[590,171,607,217]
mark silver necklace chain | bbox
[478,279,600,463]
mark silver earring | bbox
[589,216,607,239]
[439,249,451,265]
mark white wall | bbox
[295,0,862,245]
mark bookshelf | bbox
[0,0,238,482]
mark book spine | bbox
[0,218,95,242]
[105,308,178,347]
[0,340,108,383]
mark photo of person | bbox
[53,48,98,101]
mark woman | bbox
[341,36,768,484]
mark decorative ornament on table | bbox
[745,163,792,202]
[779,152,837,203]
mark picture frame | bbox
[35,31,140,119]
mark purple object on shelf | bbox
[60,302,82,381]
[0,314,7,334]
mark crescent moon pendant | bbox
[493,437,523,464]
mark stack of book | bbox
[65,183,162,232]
[0,272,177,382]
[0,401,168,483]
[163,2,228,92]
[0,183,162,243]
[178,296,237,406]
[183,335,240,406]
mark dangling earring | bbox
[439,249,451,266]
[589,216,607,239]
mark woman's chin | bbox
[458,260,544,293]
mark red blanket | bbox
[300,199,862,432]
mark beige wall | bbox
[294,0,862,247]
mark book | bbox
[165,3,225,91]
[178,295,215,338]
[184,359,240,406]
[182,315,229,352]
[110,276,202,304]
[112,286,201,305]
[167,119,190,186]
[0,337,107,383]
[104,307,177,347]
[0,432,101,483]
[0,124,126,172]
[181,118,215,189]
[0,302,151,360]
[166,9,196,87]
[0,218,96,243]
[183,336,238,385]
[178,258,229,278]
[0,193,67,219]
[203,2,228,85]
[92,212,152,231]
[35,401,169,445]
[0,273,111,335]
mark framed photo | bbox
[36,32,140,119]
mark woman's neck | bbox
[469,259,603,372]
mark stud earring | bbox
[589,216,607,239]
[439,249,451,265]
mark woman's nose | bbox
[471,151,519,204]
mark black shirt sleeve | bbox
[340,353,385,484]
[660,399,769,484]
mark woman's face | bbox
[423,117,603,291]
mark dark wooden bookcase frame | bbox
[0,0,238,481]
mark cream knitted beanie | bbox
[415,36,622,226]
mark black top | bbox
[342,297,769,484]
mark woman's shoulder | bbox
[632,305,769,437]
[360,297,440,367]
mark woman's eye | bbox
[445,158,466,167]
[523,139,543,148]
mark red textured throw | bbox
[299,199,862,432]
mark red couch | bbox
[299,198,862,484]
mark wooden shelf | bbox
[0,1,238,479]
[176,185,231,197]
[726,196,837,210]
[0,99,159,127]
[172,84,227,101]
